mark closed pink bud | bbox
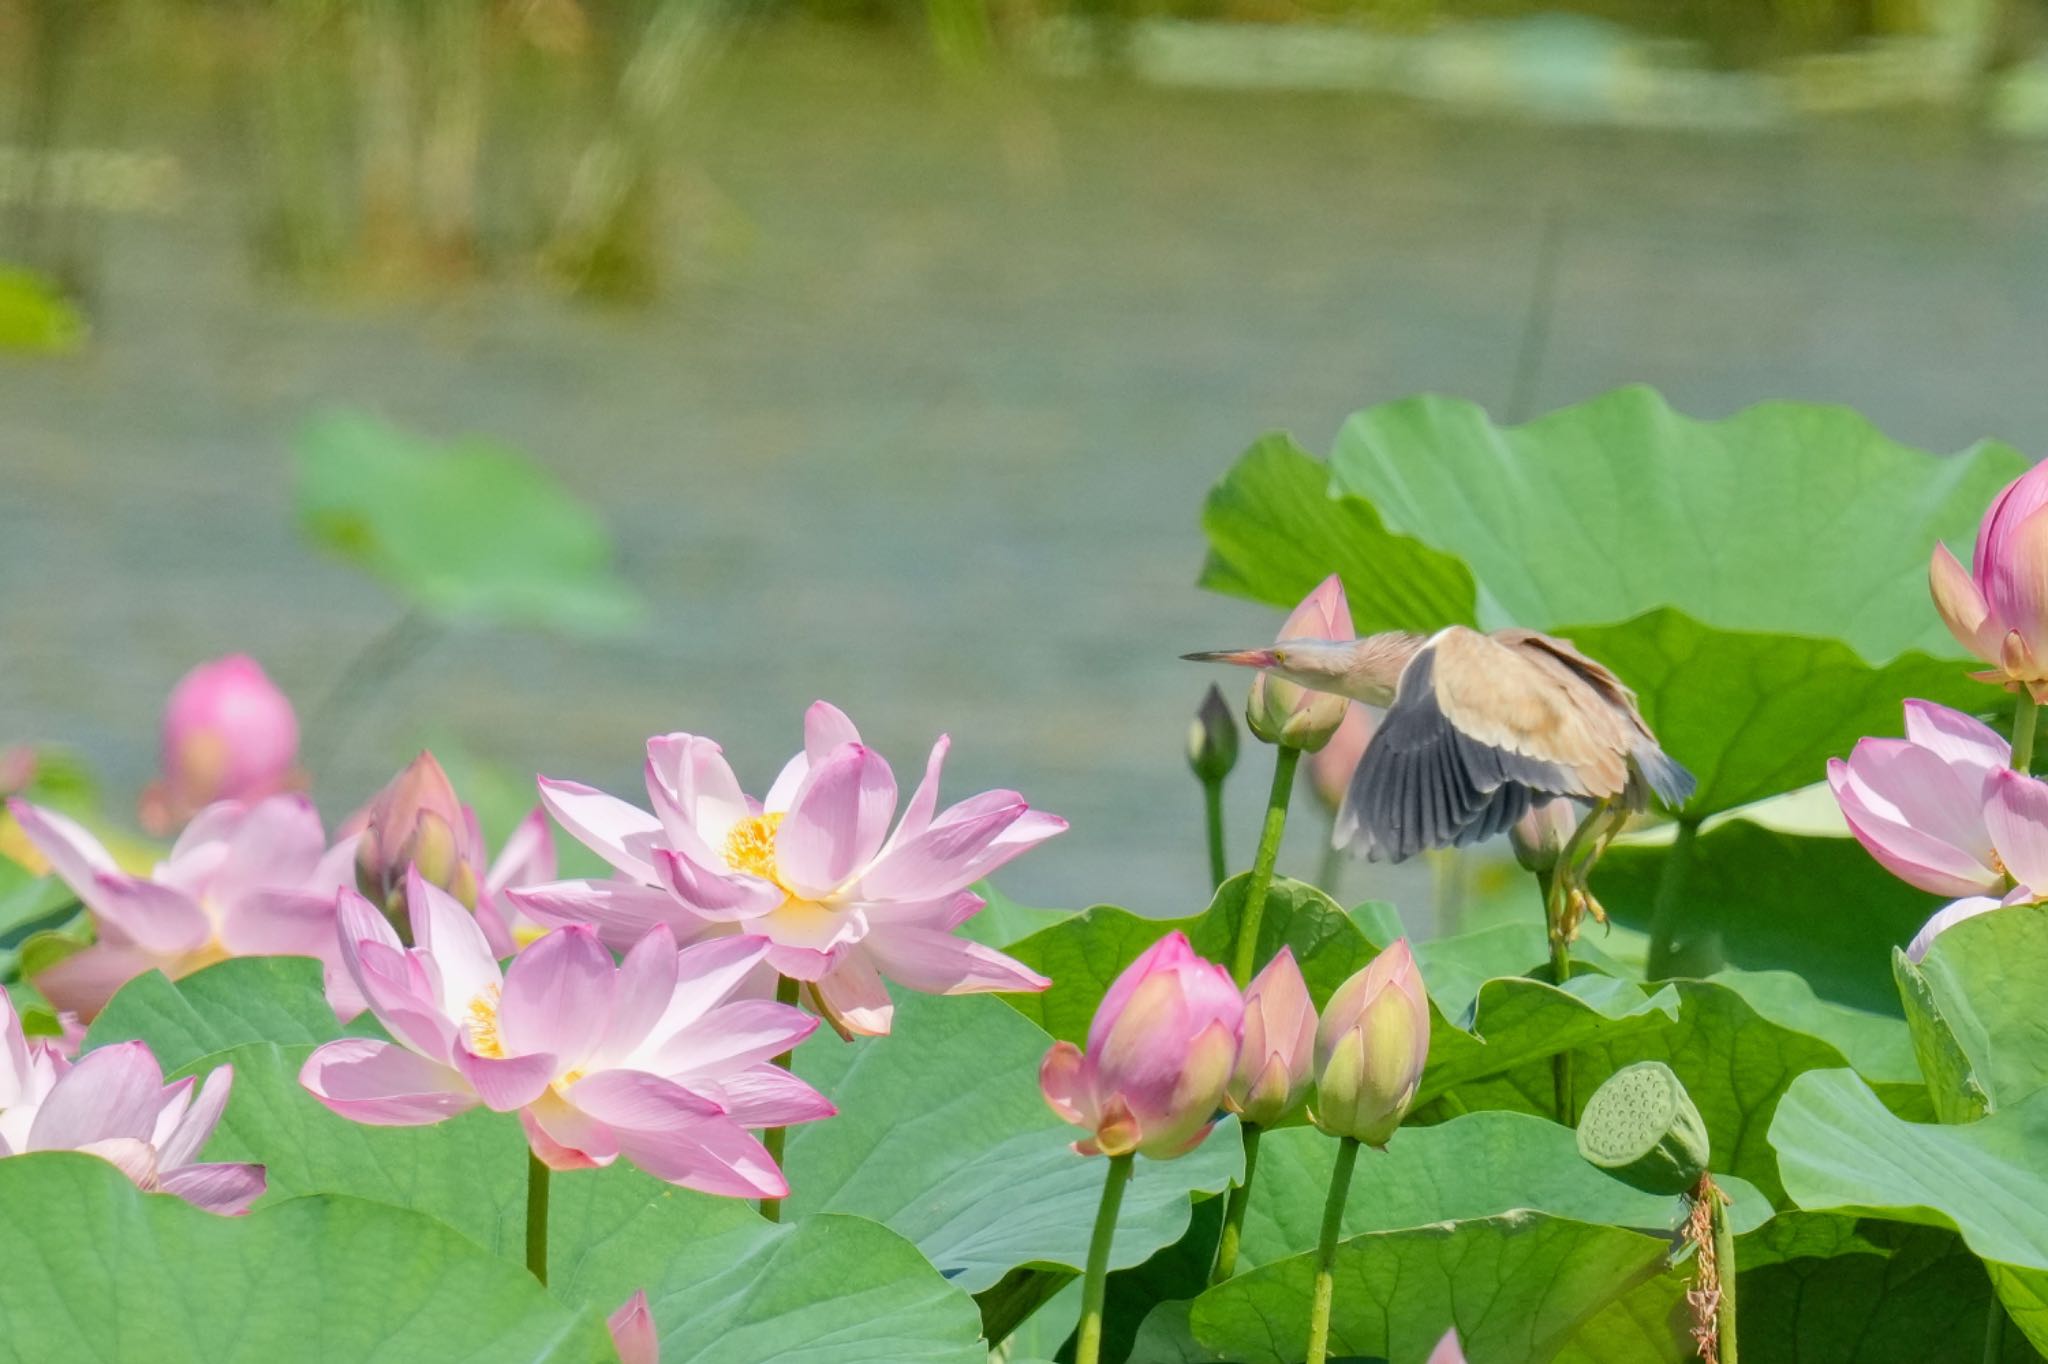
[607,1289,659,1364]
[1226,947,1315,1126]
[1312,939,1430,1147]
[354,752,481,928]
[1933,461,2048,693]
[1509,799,1581,875]
[1246,575,1353,753]
[1040,931,1243,1160]
[142,656,300,832]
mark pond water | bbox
[5,24,2048,919]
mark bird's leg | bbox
[1550,798,1618,946]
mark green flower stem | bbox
[2014,700,2039,773]
[1233,746,1302,987]
[1305,1136,1360,1364]
[1712,1186,1737,1364]
[1203,777,1228,890]
[1984,1301,2007,1364]
[525,1150,551,1286]
[1075,1154,1135,1364]
[1543,866,1575,1125]
[1210,1123,1262,1285]
[760,973,804,1223]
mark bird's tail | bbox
[1631,744,1697,811]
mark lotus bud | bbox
[1245,575,1353,752]
[1039,931,1243,1160]
[1428,1329,1468,1364]
[140,655,301,833]
[1312,939,1429,1147]
[1575,1060,1709,1196]
[1226,947,1315,1126]
[1187,685,1240,785]
[354,752,481,930]
[1929,461,2048,696]
[1510,799,1581,875]
[607,1289,659,1364]
[1306,703,1373,811]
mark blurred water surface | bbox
[6,25,2048,918]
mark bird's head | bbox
[1182,638,1360,691]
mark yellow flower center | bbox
[723,812,787,886]
[466,984,506,1059]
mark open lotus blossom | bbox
[512,701,1064,1037]
[1932,459,2048,698]
[1225,947,1315,1127]
[1312,939,1430,1147]
[1244,575,1353,752]
[1825,700,2028,898]
[300,871,834,1197]
[1,994,264,1214]
[139,655,302,835]
[608,1290,659,1364]
[1039,931,1242,1159]
[9,794,360,1019]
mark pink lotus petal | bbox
[564,1068,727,1128]
[28,1041,165,1150]
[758,900,869,976]
[156,1065,232,1170]
[1427,1328,1468,1364]
[803,701,862,764]
[776,746,897,900]
[7,799,119,896]
[616,1117,789,1199]
[85,873,212,957]
[859,889,987,930]
[596,925,683,1067]
[456,1047,559,1113]
[1088,932,1196,1058]
[1985,500,2048,660]
[699,1063,837,1127]
[32,943,166,1019]
[300,1038,479,1125]
[521,1089,621,1169]
[1931,542,2003,664]
[158,1161,266,1216]
[499,926,614,1066]
[1038,1040,1091,1126]
[218,888,335,958]
[1906,895,2008,963]
[209,795,326,911]
[650,999,819,1077]
[407,870,501,1015]
[811,952,895,1037]
[875,736,950,860]
[537,778,666,884]
[656,848,786,921]
[1827,751,2003,897]
[1987,768,2048,891]
[510,879,704,954]
[762,752,810,816]
[1901,700,2009,786]
[607,1290,660,1364]
[644,734,749,852]
[639,934,773,1041]
[864,926,1050,995]
[485,808,558,901]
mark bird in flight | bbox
[1186,625,1694,943]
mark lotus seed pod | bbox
[1575,1061,1709,1195]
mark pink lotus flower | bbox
[1904,765,2048,961]
[608,1290,659,1364]
[1306,702,1374,811]
[513,702,1064,1038]
[1428,1329,1468,1364]
[1,993,264,1214]
[9,795,359,1019]
[1825,700,2040,898]
[472,807,560,955]
[1933,461,2048,697]
[140,656,301,834]
[1225,947,1315,1127]
[1246,576,1353,752]
[1039,932,1242,1159]
[1312,940,1429,1147]
[300,871,834,1197]
[1509,799,1581,875]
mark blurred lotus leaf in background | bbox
[0,266,86,354]
[295,411,644,635]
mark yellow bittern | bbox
[1185,626,1694,942]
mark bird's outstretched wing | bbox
[1336,626,1645,862]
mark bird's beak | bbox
[1182,647,1278,669]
